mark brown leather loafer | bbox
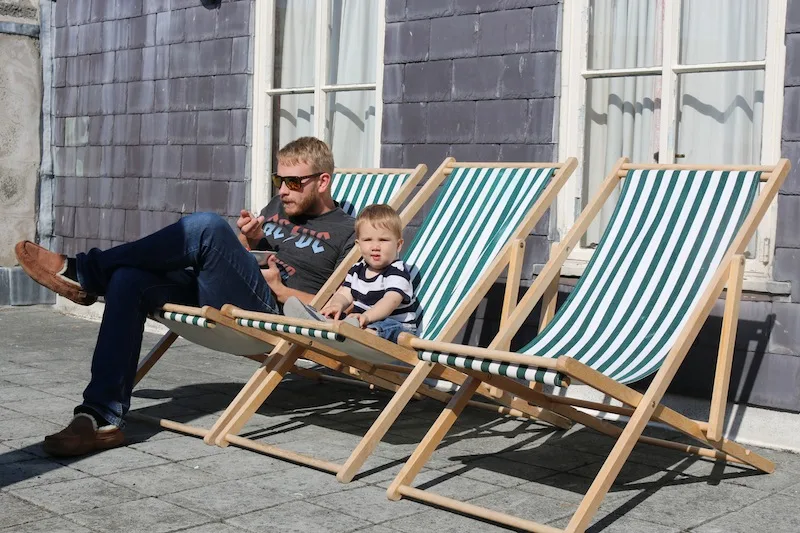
[14,240,97,306]
[43,414,124,457]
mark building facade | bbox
[4,0,800,417]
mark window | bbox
[559,0,787,289]
[251,0,385,209]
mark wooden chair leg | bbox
[337,361,436,483]
[204,344,301,447]
[708,255,744,442]
[488,239,525,399]
[134,331,179,386]
[387,376,482,500]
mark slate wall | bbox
[380,0,561,269]
[49,0,252,255]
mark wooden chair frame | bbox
[384,157,791,533]
[165,157,581,482]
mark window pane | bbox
[676,70,764,260]
[680,0,767,64]
[274,0,316,88]
[588,0,662,70]
[675,71,764,165]
[272,93,315,164]
[326,90,376,168]
[583,76,661,246]
[328,0,378,85]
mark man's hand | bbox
[261,254,284,295]
[237,209,265,247]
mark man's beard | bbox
[283,189,318,216]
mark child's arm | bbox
[320,287,354,319]
[352,292,404,327]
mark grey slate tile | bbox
[227,500,371,533]
[66,497,210,533]
[0,493,54,530]
[9,477,144,515]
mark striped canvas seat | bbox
[243,166,558,364]
[331,172,412,216]
[421,169,760,385]
[149,170,415,355]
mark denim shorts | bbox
[367,318,417,343]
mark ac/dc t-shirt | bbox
[258,197,356,295]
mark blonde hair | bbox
[276,137,335,174]
[356,204,402,239]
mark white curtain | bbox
[584,0,661,246]
[327,0,377,168]
[274,0,316,152]
[274,0,377,168]
[584,0,767,245]
[677,0,767,165]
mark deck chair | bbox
[385,158,791,533]
[198,157,579,482]
[132,166,427,390]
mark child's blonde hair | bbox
[356,204,402,239]
[276,137,334,174]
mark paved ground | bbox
[1,306,799,533]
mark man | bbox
[14,137,355,456]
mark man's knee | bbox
[185,212,231,236]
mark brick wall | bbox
[381,0,561,273]
[49,0,251,255]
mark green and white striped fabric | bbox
[236,318,344,341]
[409,166,555,341]
[421,169,760,386]
[331,172,411,216]
[157,311,210,328]
[259,166,557,357]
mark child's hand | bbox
[347,313,370,328]
[321,302,344,319]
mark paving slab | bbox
[0,457,88,491]
[161,478,299,519]
[227,499,372,532]
[2,395,80,424]
[99,461,219,496]
[692,493,800,533]
[0,416,64,442]
[129,433,228,462]
[0,516,94,533]
[2,307,800,533]
[178,446,297,480]
[65,496,211,533]
[0,492,54,529]
[9,476,144,515]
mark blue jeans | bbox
[367,318,417,343]
[74,212,277,427]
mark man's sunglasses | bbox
[271,172,324,192]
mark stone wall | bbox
[380,0,561,270]
[49,0,252,256]
[0,0,40,268]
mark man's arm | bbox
[260,258,315,305]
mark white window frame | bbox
[250,0,386,211]
[558,0,788,292]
